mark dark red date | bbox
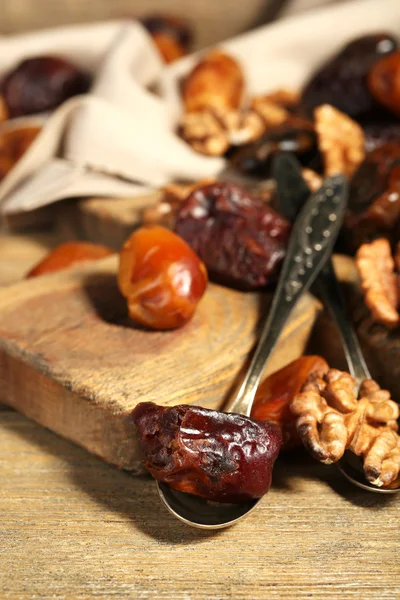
[1,56,91,118]
[301,33,398,119]
[228,121,321,177]
[174,182,290,290]
[133,402,282,503]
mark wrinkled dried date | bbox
[301,33,398,119]
[133,402,282,503]
[174,182,290,290]
[228,122,320,177]
[363,121,400,152]
[1,56,91,118]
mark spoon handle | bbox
[316,261,371,382]
[228,175,348,416]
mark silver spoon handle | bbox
[228,175,348,416]
[316,260,371,382]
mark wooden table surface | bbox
[1,231,400,599]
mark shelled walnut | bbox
[291,367,400,487]
[356,238,400,328]
[314,104,365,178]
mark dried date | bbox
[301,33,398,119]
[368,51,400,118]
[118,226,207,330]
[133,402,282,503]
[251,356,329,448]
[174,182,290,290]
[141,15,193,63]
[1,56,91,118]
[228,121,321,178]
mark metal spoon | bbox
[157,174,348,528]
[273,153,400,494]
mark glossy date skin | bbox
[27,241,114,278]
[1,56,91,118]
[251,356,329,449]
[118,226,207,330]
[174,182,290,290]
[301,33,398,119]
[133,402,282,503]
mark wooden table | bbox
[1,231,399,599]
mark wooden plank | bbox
[55,193,161,251]
[1,406,399,599]
[0,254,320,471]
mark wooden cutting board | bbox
[0,255,321,472]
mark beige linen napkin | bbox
[1,0,400,218]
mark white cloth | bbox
[0,0,399,217]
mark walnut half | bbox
[356,238,400,328]
[291,368,400,487]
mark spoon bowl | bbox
[157,482,260,529]
[156,175,348,528]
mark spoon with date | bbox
[274,153,400,494]
[133,174,348,528]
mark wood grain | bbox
[1,406,399,600]
[56,193,161,251]
[0,254,320,471]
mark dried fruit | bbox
[1,56,91,118]
[368,51,400,118]
[27,241,114,278]
[174,181,290,290]
[301,33,398,119]
[141,15,192,63]
[315,104,365,178]
[356,238,399,328]
[118,226,207,330]
[251,356,329,448]
[256,88,300,112]
[0,125,41,182]
[346,142,400,245]
[363,121,400,152]
[133,401,282,503]
[229,120,319,178]
[182,50,244,114]
[291,368,400,487]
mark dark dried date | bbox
[346,142,400,247]
[228,121,320,177]
[301,33,398,119]
[1,56,91,118]
[174,182,290,290]
[133,402,282,503]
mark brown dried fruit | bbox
[291,368,400,487]
[251,356,329,448]
[142,179,216,228]
[182,50,244,114]
[356,238,399,328]
[141,15,192,64]
[315,104,365,178]
[0,95,9,123]
[132,402,282,503]
[1,56,91,118]
[118,226,207,330]
[368,51,400,118]
[27,242,114,278]
[0,125,41,182]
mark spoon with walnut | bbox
[134,175,347,528]
[274,153,400,493]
